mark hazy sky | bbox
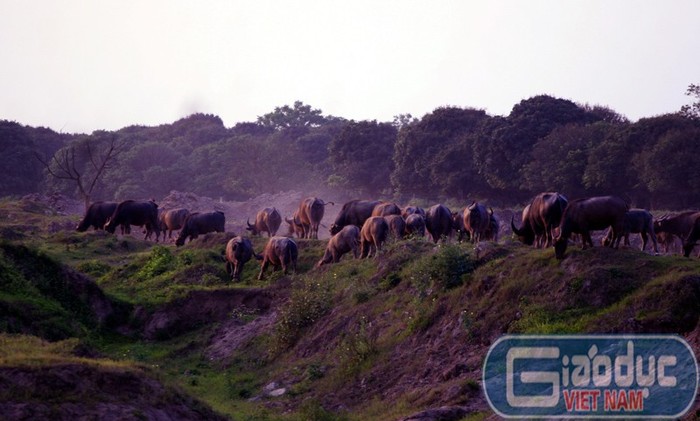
[1,1,699,134]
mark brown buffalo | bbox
[384,214,406,240]
[512,192,568,247]
[401,206,426,219]
[247,207,282,238]
[484,209,499,242]
[258,236,298,280]
[601,209,658,253]
[371,202,401,217]
[511,204,535,245]
[360,216,389,258]
[425,204,452,243]
[330,199,381,235]
[404,213,426,238]
[285,210,306,238]
[463,202,490,244]
[554,196,628,259]
[104,200,160,241]
[225,236,257,281]
[316,225,360,267]
[159,208,190,241]
[296,197,333,239]
[175,211,226,246]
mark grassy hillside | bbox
[0,198,698,420]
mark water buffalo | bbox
[425,204,452,243]
[654,211,700,246]
[371,202,401,217]
[512,192,568,247]
[484,210,499,242]
[452,211,469,242]
[511,204,535,245]
[159,208,190,241]
[104,200,160,241]
[247,207,282,238]
[296,197,334,239]
[175,211,225,246]
[601,209,658,253]
[463,202,490,244]
[401,206,426,219]
[554,195,629,259]
[225,236,257,281]
[404,213,426,238]
[258,236,298,280]
[682,215,700,257]
[285,210,306,238]
[77,201,127,233]
[360,216,389,258]
[316,225,360,267]
[330,199,381,235]
[384,214,406,240]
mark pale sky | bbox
[1,1,699,134]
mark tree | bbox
[37,133,125,210]
[680,83,700,119]
[257,101,329,131]
[328,120,397,197]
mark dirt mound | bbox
[0,363,227,421]
[143,288,277,340]
[20,192,84,216]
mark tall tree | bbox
[37,133,125,210]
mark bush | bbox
[137,246,175,279]
[274,280,332,349]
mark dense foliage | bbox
[3,92,700,209]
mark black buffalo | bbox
[602,209,658,253]
[104,200,160,241]
[554,196,628,259]
[175,211,226,246]
[330,199,381,235]
[77,201,119,232]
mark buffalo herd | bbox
[76,192,700,281]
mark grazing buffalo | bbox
[484,210,499,242]
[452,211,469,242]
[404,214,426,238]
[159,208,190,240]
[330,199,381,235]
[258,236,298,280]
[77,201,125,233]
[104,200,160,241]
[463,202,490,244]
[360,216,389,258]
[654,211,700,250]
[402,206,426,219]
[682,215,700,257]
[656,231,680,254]
[225,236,257,281]
[285,210,306,238]
[601,209,658,253]
[511,204,535,245]
[371,202,401,217]
[384,214,406,240]
[554,195,628,259]
[316,225,360,267]
[512,192,568,247]
[175,211,225,246]
[296,197,334,239]
[425,204,453,243]
[247,207,282,238]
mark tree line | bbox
[3,91,700,210]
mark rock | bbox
[268,388,286,397]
